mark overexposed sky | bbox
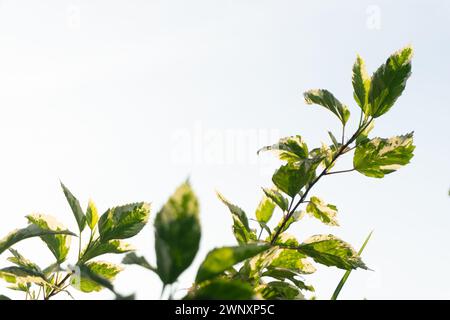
[0,0,449,300]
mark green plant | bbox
[0,45,415,300]
[0,182,150,299]
[192,45,414,299]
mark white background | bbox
[0,0,449,299]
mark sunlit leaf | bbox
[71,263,116,294]
[354,133,415,178]
[306,196,339,226]
[368,45,413,117]
[217,192,256,244]
[71,261,122,293]
[255,195,275,224]
[298,235,367,270]
[262,188,289,212]
[269,249,316,275]
[122,252,156,272]
[259,281,304,300]
[98,202,151,242]
[86,199,99,230]
[196,244,271,283]
[7,249,42,275]
[272,160,318,197]
[352,54,371,115]
[262,267,314,292]
[304,89,350,125]
[186,279,254,300]
[80,239,134,263]
[60,182,86,232]
[0,224,76,255]
[155,182,201,285]
[258,136,309,163]
[26,214,72,263]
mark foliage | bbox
[0,183,150,299]
[125,45,415,300]
[0,45,414,300]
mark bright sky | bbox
[0,0,449,300]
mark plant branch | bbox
[270,119,373,245]
[325,168,356,175]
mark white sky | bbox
[0,0,449,300]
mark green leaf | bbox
[80,239,134,263]
[61,182,86,232]
[196,244,271,283]
[71,261,122,293]
[328,131,340,149]
[257,136,309,163]
[98,202,151,242]
[259,281,303,300]
[86,199,99,230]
[306,196,339,226]
[0,266,48,287]
[0,224,76,255]
[272,160,318,197]
[304,89,350,125]
[355,120,375,145]
[217,192,256,244]
[71,263,116,294]
[186,279,254,300]
[262,188,289,212]
[122,252,156,272]
[352,54,371,115]
[272,211,304,236]
[354,133,415,178]
[0,295,10,300]
[298,235,367,270]
[155,182,201,285]
[26,214,72,263]
[368,46,413,117]
[269,249,316,275]
[255,195,275,224]
[262,268,314,292]
[7,249,42,275]
[332,231,373,300]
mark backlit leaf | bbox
[26,214,72,263]
[71,261,122,293]
[98,202,150,242]
[306,196,339,226]
[255,195,275,224]
[262,188,289,212]
[196,244,271,283]
[272,160,318,197]
[0,224,76,255]
[155,182,201,285]
[304,89,350,125]
[122,252,156,272]
[259,281,304,300]
[298,235,367,270]
[354,133,415,178]
[186,279,254,300]
[217,192,256,244]
[368,46,413,117]
[258,136,309,163]
[86,199,99,230]
[352,54,371,115]
[80,239,134,263]
[61,182,86,232]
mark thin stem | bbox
[45,272,73,300]
[270,118,373,245]
[326,168,356,175]
[341,125,345,145]
[78,231,82,260]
